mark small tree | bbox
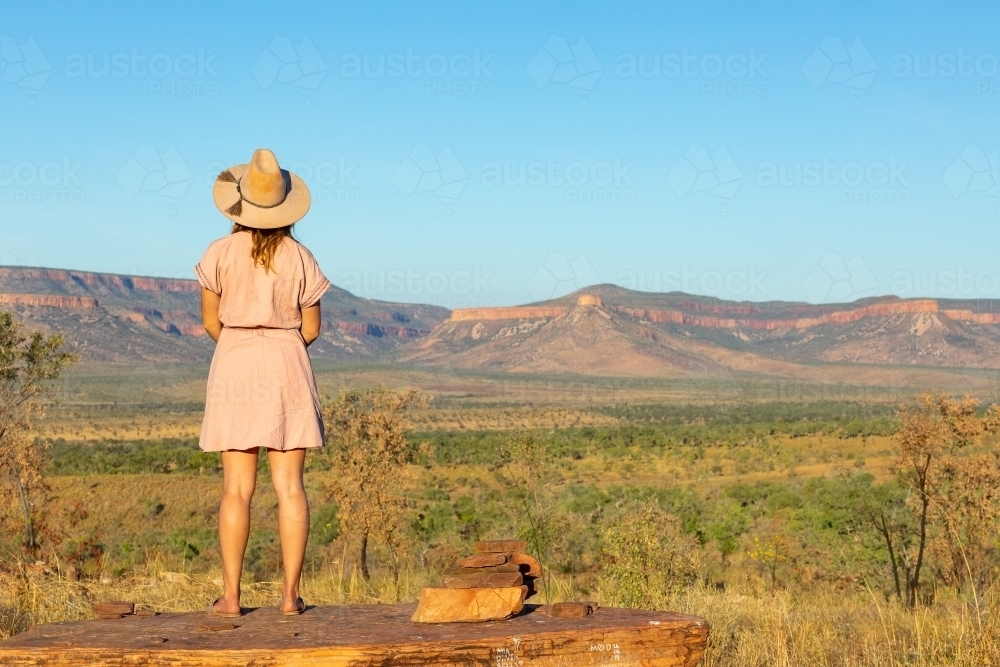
[890,392,1000,606]
[0,312,76,557]
[322,386,425,593]
[596,501,699,608]
[494,430,560,603]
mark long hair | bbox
[231,223,294,273]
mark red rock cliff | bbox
[0,267,198,292]
[0,294,99,308]
[450,298,1000,331]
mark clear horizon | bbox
[3,1,999,309]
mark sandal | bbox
[281,597,306,616]
[207,597,241,618]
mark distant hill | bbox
[398,285,1000,377]
[7,267,1000,380]
[0,267,449,363]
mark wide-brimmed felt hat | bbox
[213,149,310,229]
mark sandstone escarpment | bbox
[0,265,450,362]
[326,321,429,338]
[451,296,996,333]
[614,299,943,331]
[0,267,199,293]
[0,293,99,308]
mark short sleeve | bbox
[195,240,223,295]
[298,245,330,308]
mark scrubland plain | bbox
[2,362,999,666]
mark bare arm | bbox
[201,288,223,342]
[301,304,321,346]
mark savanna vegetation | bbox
[0,312,998,665]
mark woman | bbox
[196,149,329,617]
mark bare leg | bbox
[214,448,259,615]
[268,448,309,612]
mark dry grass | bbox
[0,554,435,637]
[673,585,1000,666]
[2,561,997,665]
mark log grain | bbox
[0,603,709,667]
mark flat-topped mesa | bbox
[449,295,1000,331]
[0,267,199,293]
[0,293,99,308]
[614,298,949,331]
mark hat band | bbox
[217,169,288,218]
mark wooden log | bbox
[91,602,134,619]
[0,603,710,667]
[441,571,524,588]
[411,586,527,623]
[455,553,509,568]
[475,539,527,554]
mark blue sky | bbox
[2,1,999,307]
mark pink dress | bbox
[195,232,330,452]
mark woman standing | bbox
[196,149,329,617]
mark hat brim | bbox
[213,164,311,229]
